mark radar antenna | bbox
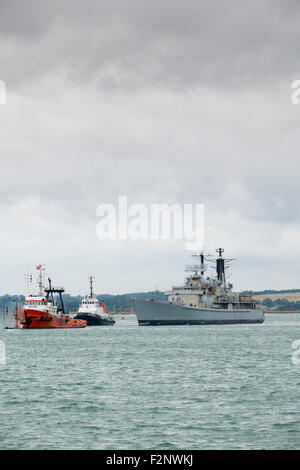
[185,252,211,275]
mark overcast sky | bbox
[1,0,300,295]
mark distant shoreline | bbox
[264,311,300,314]
[114,311,300,315]
[112,311,135,315]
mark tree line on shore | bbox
[0,290,167,313]
[1,289,300,313]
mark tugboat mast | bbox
[37,264,44,296]
[90,276,93,298]
[44,278,66,315]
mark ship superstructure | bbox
[74,276,115,326]
[134,249,264,325]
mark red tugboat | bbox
[17,265,87,329]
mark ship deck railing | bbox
[170,286,202,291]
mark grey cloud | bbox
[0,1,300,293]
[1,0,300,90]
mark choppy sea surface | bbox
[0,314,300,450]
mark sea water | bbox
[0,314,299,449]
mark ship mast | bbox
[45,278,66,314]
[199,253,205,275]
[216,248,225,285]
[90,276,93,298]
[37,264,44,296]
[215,248,235,291]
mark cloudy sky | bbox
[0,0,300,294]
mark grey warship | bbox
[134,249,264,325]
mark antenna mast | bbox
[37,264,44,296]
[215,248,235,291]
[25,271,33,296]
[90,276,93,298]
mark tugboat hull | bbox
[134,300,265,325]
[74,313,115,326]
[19,309,87,329]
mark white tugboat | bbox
[74,276,115,326]
[134,249,264,325]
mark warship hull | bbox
[134,300,265,325]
